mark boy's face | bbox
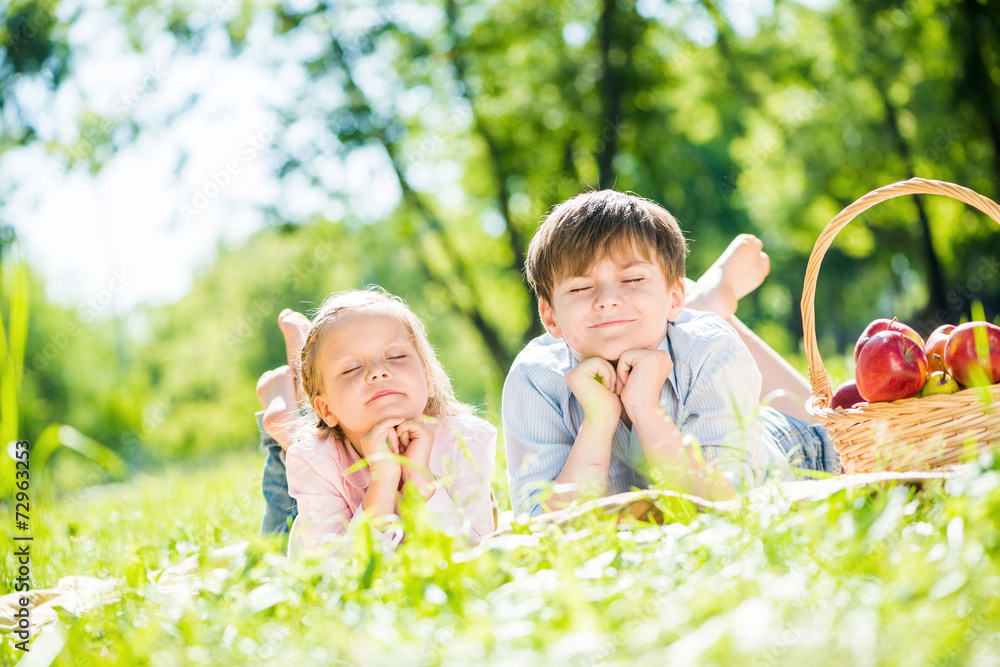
[539,253,685,363]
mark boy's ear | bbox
[667,277,686,321]
[312,395,339,429]
[538,298,564,339]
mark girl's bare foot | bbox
[278,309,310,402]
[687,234,770,318]
[256,365,299,450]
[278,309,310,370]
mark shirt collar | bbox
[334,437,371,490]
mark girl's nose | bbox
[367,364,391,382]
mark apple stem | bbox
[933,353,950,384]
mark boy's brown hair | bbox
[525,190,688,304]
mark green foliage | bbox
[1,255,126,500]
[6,0,1000,464]
[19,263,145,469]
[0,257,28,450]
[5,448,1000,664]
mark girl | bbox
[256,288,497,559]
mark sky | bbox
[4,5,298,318]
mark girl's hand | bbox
[359,417,404,483]
[397,418,436,499]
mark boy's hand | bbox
[359,418,404,482]
[616,348,673,417]
[566,356,622,426]
[397,418,436,499]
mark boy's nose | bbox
[594,284,622,309]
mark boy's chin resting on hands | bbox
[565,356,622,427]
[614,347,673,418]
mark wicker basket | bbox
[802,178,1000,473]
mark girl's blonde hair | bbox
[298,287,469,440]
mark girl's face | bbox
[312,311,431,445]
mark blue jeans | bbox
[256,412,297,535]
[760,407,841,475]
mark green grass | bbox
[4,447,1000,665]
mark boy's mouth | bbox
[590,319,633,329]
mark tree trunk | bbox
[597,0,622,189]
[329,38,514,373]
[878,81,949,322]
[443,0,544,344]
[959,0,1000,193]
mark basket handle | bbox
[801,177,1000,407]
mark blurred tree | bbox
[6,0,1000,463]
[1,0,71,148]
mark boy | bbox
[502,190,839,517]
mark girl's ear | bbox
[312,395,339,429]
[666,277,686,321]
[538,298,564,339]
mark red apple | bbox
[855,330,928,402]
[830,380,866,410]
[854,318,925,363]
[944,321,1000,388]
[924,324,956,373]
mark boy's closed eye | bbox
[566,277,644,293]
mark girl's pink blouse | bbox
[286,413,497,559]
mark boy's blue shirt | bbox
[502,308,789,516]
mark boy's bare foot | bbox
[256,365,299,450]
[687,234,770,318]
